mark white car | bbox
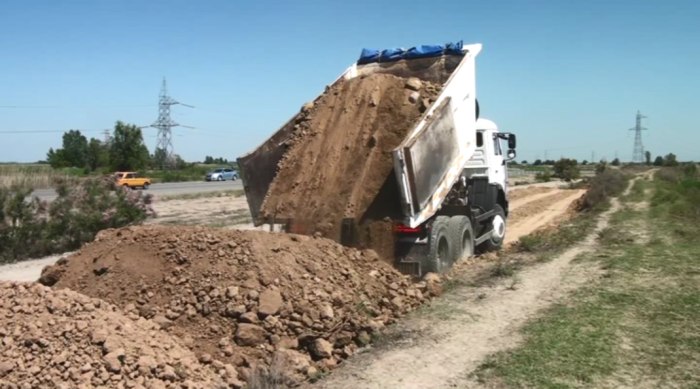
[205,168,239,181]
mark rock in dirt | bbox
[310,338,333,359]
[235,323,266,347]
[46,225,429,385]
[0,281,223,388]
[405,77,422,91]
[258,289,283,317]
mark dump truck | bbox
[238,42,517,276]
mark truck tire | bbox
[480,205,506,252]
[143,182,150,190]
[449,216,475,263]
[426,216,454,274]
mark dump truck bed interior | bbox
[238,43,481,227]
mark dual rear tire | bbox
[426,216,475,274]
[425,208,505,274]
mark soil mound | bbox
[43,225,438,385]
[0,281,229,389]
[260,73,440,241]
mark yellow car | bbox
[116,172,152,190]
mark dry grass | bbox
[0,164,77,189]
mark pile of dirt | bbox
[42,225,441,386]
[260,73,441,242]
[0,281,231,389]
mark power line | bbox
[0,129,108,134]
[0,104,155,109]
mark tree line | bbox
[45,122,237,173]
[519,151,680,168]
[47,122,151,172]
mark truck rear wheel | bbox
[480,205,506,252]
[449,216,474,263]
[427,216,454,274]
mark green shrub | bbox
[535,169,552,183]
[0,176,154,263]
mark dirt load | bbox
[0,281,230,389]
[42,225,437,386]
[260,73,440,242]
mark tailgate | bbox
[392,45,480,228]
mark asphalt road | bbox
[31,180,244,202]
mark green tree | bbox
[644,150,652,165]
[109,121,150,171]
[46,130,89,168]
[653,156,664,166]
[86,138,109,171]
[664,153,679,167]
[61,130,89,168]
[582,160,589,165]
[533,159,543,166]
[553,158,581,182]
[611,158,621,166]
[521,160,528,165]
[46,148,67,169]
[204,155,214,164]
[153,148,168,169]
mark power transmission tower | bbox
[151,78,194,169]
[102,129,111,145]
[629,110,648,163]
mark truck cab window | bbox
[493,136,502,155]
[476,132,483,147]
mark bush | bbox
[580,170,630,210]
[535,169,552,183]
[0,176,154,263]
[553,159,581,182]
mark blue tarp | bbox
[358,48,380,64]
[405,45,445,59]
[379,47,406,62]
[444,41,463,55]
[358,41,464,64]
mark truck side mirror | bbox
[507,150,516,160]
[508,134,516,149]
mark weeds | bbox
[579,169,630,210]
[476,171,700,388]
[247,358,293,389]
[491,257,516,277]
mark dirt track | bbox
[308,187,612,389]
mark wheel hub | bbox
[492,215,506,239]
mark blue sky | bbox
[1,0,698,163]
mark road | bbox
[31,180,244,201]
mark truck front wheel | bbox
[480,205,506,252]
[427,216,454,274]
[449,216,475,263]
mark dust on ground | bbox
[148,194,252,229]
[506,189,587,244]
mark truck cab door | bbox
[488,133,507,189]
